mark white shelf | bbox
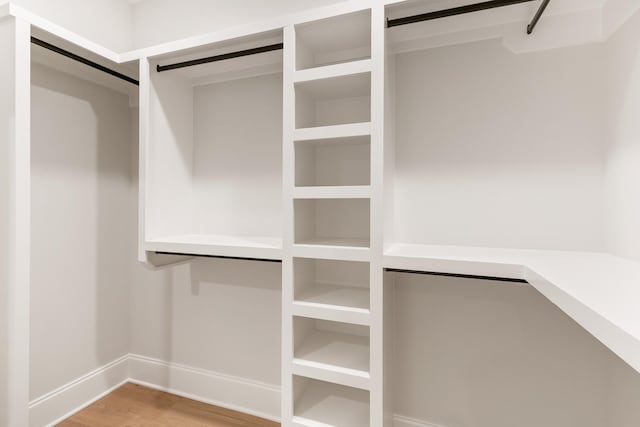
[384,243,640,374]
[293,283,370,326]
[294,240,370,262]
[293,379,369,427]
[293,186,371,199]
[294,59,372,83]
[293,329,370,390]
[295,71,370,100]
[296,284,369,310]
[294,123,371,142]
[145,234,282,260]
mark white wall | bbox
[391,273,640,427]
[130,104,282,414]
[130,0,346,49]
[30,63,133,400]
[604,8,640,262]
[393,38,606,251]
[129,259,281,382]
[0,17,16,427]
[13,0,133,52]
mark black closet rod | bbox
[31,37,139,86]
[527,0,551,34]
[387,0,550,34]
[156,43,284,72]
[155,251,282,264]
[384,268,528,284]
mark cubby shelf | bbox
[296,284,369,311]
[293,287,370,326]
[292,378,370,427]
[294,122,371,141]
[293,186,371,199]
[293,59,372,83]
[295,8,371,71]
[145,234,282,260]
[294,242,370,262]
[293,329,370,389]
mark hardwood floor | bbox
[57,383,280,427]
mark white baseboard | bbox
[128,353,281,423]
[394,414,447,427]
[28,354,129,427]
[28,353,443,427]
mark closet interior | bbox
[143,30,284,260]
[2,1,640,426]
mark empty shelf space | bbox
[295,283,369,311]
[293,258,370,325]
[145,234,282,260]
[145,63,283,258]
[293,377,369,427]
[295,9,371,71]
[295,72,371,129]
[295,135,370,188]
[295,199,370,249]
[293,317,370,389]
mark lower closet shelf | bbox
[384,242,640,375]
[293,284,370,325]
[293,378,370,427]
[145,234,283,260]
[293,240,370,262]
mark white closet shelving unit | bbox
[281,7,387,427]
[3,0,640,426]
[134,1,640,426]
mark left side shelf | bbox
[141,30,285,262]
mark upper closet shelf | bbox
[294,122,371,141]
[145,234,282,260]
[384,243,640,374]
[293,59,372,83]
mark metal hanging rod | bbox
[156,43,284,72]
[384,268,528,284]
[527,0,551,34]
[386,0,550,34]
[155,251,282,264]
[31,36,139,86]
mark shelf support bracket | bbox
[527,0,551,34]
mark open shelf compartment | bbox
[295,135,371,187]
[295,72,371,129]
[295,9,371,71]
[144,30,283,258]
[293,317,370,389]
[293,258,370,325]
[294,198,370,249]
[293,376,370,427]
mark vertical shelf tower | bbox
[282,5,387,426]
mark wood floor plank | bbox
[56,383,280,427]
